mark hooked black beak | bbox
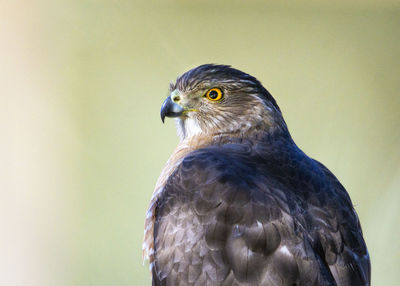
[160,96,184,123]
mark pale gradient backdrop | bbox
[1,1,399,285]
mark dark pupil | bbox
[209,90,218,99]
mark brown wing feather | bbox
[152,135,370,286]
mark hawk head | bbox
[161,64,288,140]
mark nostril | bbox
[172,95,181,102]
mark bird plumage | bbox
[144,64,370,285]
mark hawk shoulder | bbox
[152,136,370,285]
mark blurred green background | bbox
[1,0,399,285]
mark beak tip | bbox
[160,96,184,123]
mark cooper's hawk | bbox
[143,64,370,285]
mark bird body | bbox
[143,65,370,285]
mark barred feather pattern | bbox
[151,133,370,285]
[143,135,214,268]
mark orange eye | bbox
[205,88,223,101]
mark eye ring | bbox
[205,88,223,101]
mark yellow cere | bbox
[183,108,198,113]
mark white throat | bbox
[175,117,203,141]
